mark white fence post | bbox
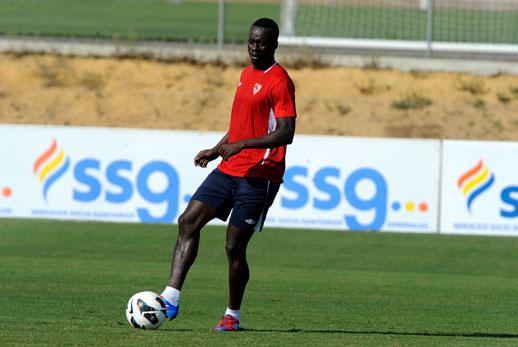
[217,0,225,50]
[281,0,296,36]
[425,0,434,57]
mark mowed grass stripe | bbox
[297,5,518,43]
[0,0,279,43]
[0,219,517,346]
[0,1,516,43]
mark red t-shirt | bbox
[218,63,297,183]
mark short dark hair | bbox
[251,18,279,41]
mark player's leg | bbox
[226,223,255,311]
[161,200,218,319]
[213,224,254,332]
[162,169,234,320]
[214,178,280,331]
[168,200,218,290]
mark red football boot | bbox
[213,314,240,332]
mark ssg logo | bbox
[33,139,70,202]
[33,138,180,223]
[457,159,495,213]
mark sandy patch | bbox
[0,53,517,140]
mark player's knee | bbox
[225,240,245,261]
[177,212,199,239]
[225,241,234,258]
[177,212,187,228]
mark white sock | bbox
[161,286,181,306]
[225,307,240,321]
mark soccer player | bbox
[160,18,296,332]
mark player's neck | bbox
[252,59,276,71]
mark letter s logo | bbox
[313,167,340,210]
[73,159,101,202]
[282,166,308,209]
[106,160,133,203]
[501,186,518,218]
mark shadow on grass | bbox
[154,328,194,332]
[242,328,518,339]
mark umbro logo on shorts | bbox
[245,219,256,225]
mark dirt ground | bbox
[0,53,517,140]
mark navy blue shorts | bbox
[191,169,280,232]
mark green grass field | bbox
[0,0,516,44]
[0,0,279,43]
[1,219,518,346]
[296,4,518,43]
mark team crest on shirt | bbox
[253,83,262,95]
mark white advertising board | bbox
[0,125,440,232]
[441,140,518,236]
[270,135,440,232]
[0,125,222,224]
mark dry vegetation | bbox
[0,53,517,140]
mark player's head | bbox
[248,18,279,69]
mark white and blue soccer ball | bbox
[126,291,166,330]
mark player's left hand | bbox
[218,142,244,160]
[194,148,219,168]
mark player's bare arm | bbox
[218,117,295,160]
[194,132,229,167]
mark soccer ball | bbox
[126,291,166,330]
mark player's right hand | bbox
[194,148,218,168]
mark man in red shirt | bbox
[160,18,296,332]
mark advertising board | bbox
[270,135,440,232]
[0,125,440,232]
[441,140,518,236]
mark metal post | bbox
[281,0,296,36]
[217,0,225,50]
[425,0,434,57]
[436,139,444,235]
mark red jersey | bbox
[218,63,297,183]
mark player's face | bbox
[248,26,277,67]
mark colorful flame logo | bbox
[33,139,70,202]
[457,159,495,213]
